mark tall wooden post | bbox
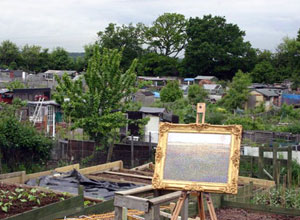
[273,144,278,185]
[258,147,264,179]
[287,146,292,188]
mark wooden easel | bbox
[171,103,217,220]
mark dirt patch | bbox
[0,182,70,219]
[207,208,300,220]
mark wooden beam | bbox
[114,195,149,212]
[79,161,123,175]
[103,171,153,180]
[115,185,153,196]
[238,176,275,188]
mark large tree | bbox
[184,15,256,79]
[54,46,137,160]
[50,47,73,70]
[222,70,252,111]
[0,40,20,69]
[250,61,277,83]
[274,37,300,84]
[145,13,187,58]
[20,44,42,72]
[97,23,145,69]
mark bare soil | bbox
[0,182,70,219]
[207,208,300,220]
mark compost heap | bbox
[26,169,138,200]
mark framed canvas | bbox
[152,123,242,194]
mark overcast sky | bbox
[0,0,299,52]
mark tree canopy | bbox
[54,45,137,147]
[160,80,183,102]
[184,15,256,79]
[222,70,252,111]
[145,13,187,58]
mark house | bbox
[44,70,78,81]
[194,76,218,85]
[13,88,51,101]
[0,89,13,104]
[245,89,281,110]
[133,90,155,106]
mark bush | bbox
[225,116,265,130]
[0,102,53,172]
[160,80,183,102]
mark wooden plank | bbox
[79,161,123,175]
[130,162,153,171]
[86,174,146,185]
[114,195,149,212]
[1,176,23,184]
[149,191,182,206]
[222,200,300,216]
[0,171,25,180]
[103,171,153,180]
[114,206,123,220]
[78,199,114,216]
[238,176,275,188]
[115,185,153,196]
[55,163,80,172]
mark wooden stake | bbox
[197,192,205,220]
[196,103,206,124]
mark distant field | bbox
[163,143,231,183]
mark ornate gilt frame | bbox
[152,123,242,194]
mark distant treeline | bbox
[0,13,299,84]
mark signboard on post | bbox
[152,123,242,194]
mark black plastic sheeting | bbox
[26,169,139,200]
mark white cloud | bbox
[0,0,299,52]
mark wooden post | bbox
[273,144,278,186]
[114,206,123,220]
[149,132,152,162]
[287,146,292,188]
[258,147,264,178]
[197,192,205,220]
[196,103,206,124]
[250,156,254,177]
[131,135,134,168]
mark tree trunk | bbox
[106,142,114,163]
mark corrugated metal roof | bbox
[139,107,165,114]
[255,89,279,97]
[194,76,217,80]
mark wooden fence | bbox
[222,183,300,216]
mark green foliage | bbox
[50,47,73,70]
[4,80,25,90]
[0,40,20,68]
[137,52,180,77]
[54,45,137,148]
[250,61,277,83]
[184,15,256,79]
[226,116,265,130]
[252,187,300,209]
[205,105,228,125]
[187,84,208,105]
[97,23,145,70]
[20,44,42,72]
[160,80,183,102]
[0,100,53,172]
[145,13,187,58]
[222,70,252,111]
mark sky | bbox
[0,0,299,52]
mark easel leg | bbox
[204,193,217,220]
[171,192,188,220]
[197,192,205,220]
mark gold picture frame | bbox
[152,123,242,194]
